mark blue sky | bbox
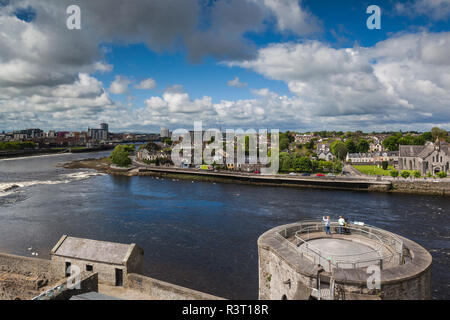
[1,0,449,132]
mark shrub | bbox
[400,171,410,179]
[412,170,421,178]
[437,171,447,179]
[389,169,399,178]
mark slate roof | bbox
[399,145,426,157]
[51,236,132,265]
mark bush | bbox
[412,170,421,178]
[390,169,399,178]
[382,161,389,170]
[437,171,447,178]
[401,171,410,179]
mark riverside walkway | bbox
[131,158,392,192]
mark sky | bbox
[0,0,449,133]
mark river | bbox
[0,152,448,299]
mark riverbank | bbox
[61,158,450,196]
[0,145,115,160]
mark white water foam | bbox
[0,171,105,197]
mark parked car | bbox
[253,170,261,174]
[289,172,298,176]
[301,173,311,176]
[316,173,325,177]
[327,173,336,177]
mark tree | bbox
[345,139,357,154]
[383,135,401,151]
[390,169,399,178]
[295,157,313,173]
[382,161,389,170]
[401,171,410,179]
[110,145,133,167]
[357,139,370,153]
[334,143,348,161]
[431,127,448,141]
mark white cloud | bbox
[229,32,450,129]
[396,0,450,20]
[135,78,157,90]
[109,76,131,95]
[227,77,247,88]
[253,0,321,35]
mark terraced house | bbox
[399,140,450,175]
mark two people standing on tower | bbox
[323,215,348,235]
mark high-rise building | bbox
[88,123,109,141]
[100,123,109,131]
[160,127,170,138]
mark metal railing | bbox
[276,221,404,271]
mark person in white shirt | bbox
[323,216,331,235]
[338,216,345,234]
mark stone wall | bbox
[126,273,224,300]
[0,252,56,279]
[392,181,450,196]
[0,253,59,300]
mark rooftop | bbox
[51,235,134,265]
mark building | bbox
[346,153,375,163]
[88,123,109,142]
[50,235,144,287]
[399,140,450,175]
[317,150,335,161]
[160,127,170,138]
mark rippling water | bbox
[0,152,449,299]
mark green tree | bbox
[357,139,370,153]
[295,157,313,173]
[110,145,133,167]
[382,161,389,170]
[431,127,448,141]
[383,135,401,151]
[334,143,348,161]
[345,139,357,153]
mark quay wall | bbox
[392,181,450,196]
[136,167,391,192]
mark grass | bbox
[354,165,395,176]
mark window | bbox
[65,262,71,277]
[86,265,93,272]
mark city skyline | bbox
[0,1,449,132]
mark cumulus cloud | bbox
[229,32,450,130]
[135,78,157,90]
[252,0,321,35]
[227,77,247,88]
[396,0,450,20]
[109,76,131,95]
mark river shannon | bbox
[0,152,448,299]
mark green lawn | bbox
[353,165,395,176]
